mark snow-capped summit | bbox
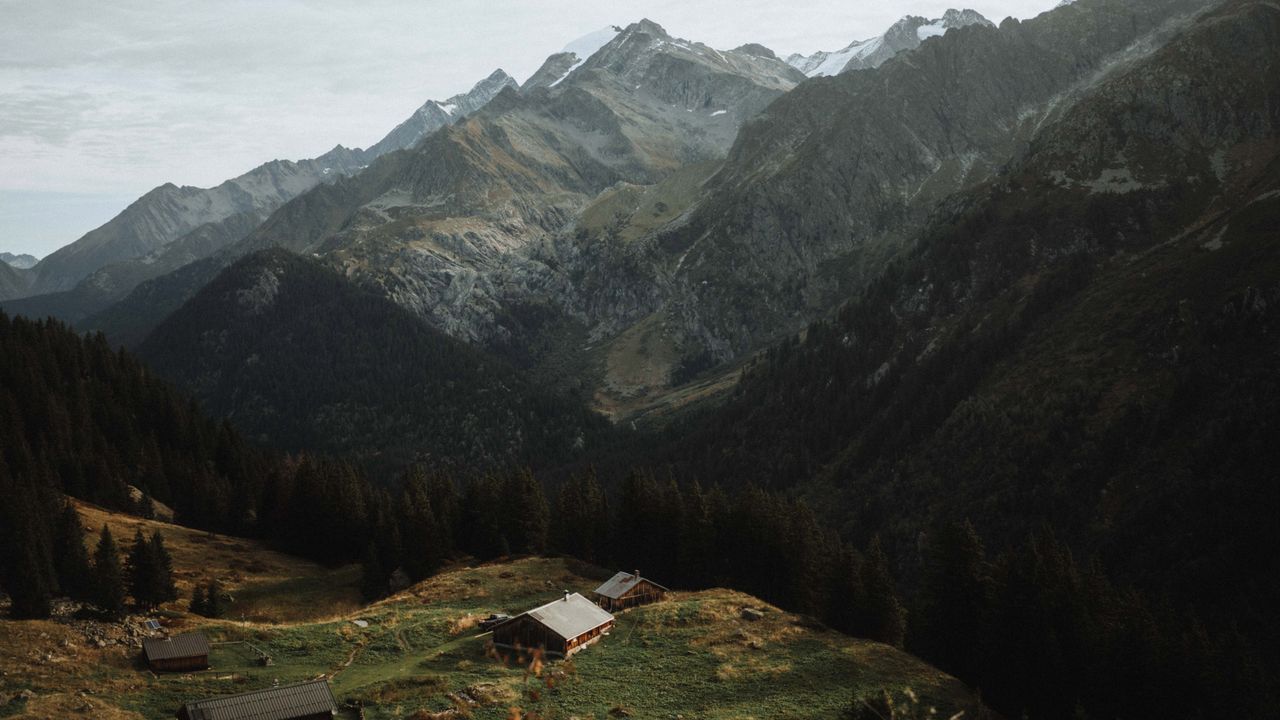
[550,26,624,87]
[787,8,993,77]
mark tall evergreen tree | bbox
[189,583,209,616]
[204,578,226,618]
[5,492,56,619]
[126,529,156,609]
[913,520,991,677]
[857,536,906,648]
[91,526,126,619]
[149,531,178,605]
[361,542,388,601]
[503,468,549,555]
[399,475,441,581]
[52,502,92,601]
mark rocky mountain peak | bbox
[787,7,993,76]
[733,43,779,60]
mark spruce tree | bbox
[6,506,56,619]
[149,532,178,605]
[399,476,440,581]
[52,502,92,601]
[205,578,226,618]
[857,536,906,648]
[914,520,991,677]
[189,583,209,616]
[126,528,156,609]
[92,526,126,619]
[361,542,387,601]
[504,468,549,555]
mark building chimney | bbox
[634,569,640,578]
[564,590,571,601]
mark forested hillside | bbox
[137,249,610,473]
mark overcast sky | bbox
[1,0,1058,258]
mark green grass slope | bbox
[1,555,981,720]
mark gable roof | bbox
[179,680,338,720]
[593,571,669,600]
[497,592,614,641]
[143,631,209,661]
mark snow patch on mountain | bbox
[787,8,992,77]
[550,26,623,87]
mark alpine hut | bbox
[490,592,614,657]
[143,631,210,672]
[593,570,668,612]
[175,679,338,720]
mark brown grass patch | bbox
[74,501,332,611]
[6,691,146,720]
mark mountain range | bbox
[0,69,520,320]
[3,0,1279,716]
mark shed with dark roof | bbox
[175,679,338,720]
[592,570,668,612]
[490,592,614,657]
[143,632,210,672]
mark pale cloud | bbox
[0,0,1059,257]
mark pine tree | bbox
[857,536,906,647]
[189,583,209,616]
[6,508,56,619]
[149,532,178,605]
[914,520,991,677]
[126,528,156,609]
[504,468,549,555]
[137,489,156,520]
[205,578,226,618]
[91,526,126,619]
[361,542,387,601]
[52,502,92,601]
[399,475,441,581]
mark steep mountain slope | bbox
[71,20,805,353]
[0,261,29,299]
[225,20,803,345]
[645,0,1214,366]
[4,70,520,324]
[785,8,993,76]
[137,249,609,472]
[620,0,1280,640]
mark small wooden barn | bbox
[176,679,338,720]
[490,592,615,657]
[143,632,210,672]
[593,570,668,612]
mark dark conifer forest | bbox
[2,309,1275,718]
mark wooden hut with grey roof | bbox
[143,631,210,672]
[593,570,668,612]
[175,679,338,720]
[489,592,614,657]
